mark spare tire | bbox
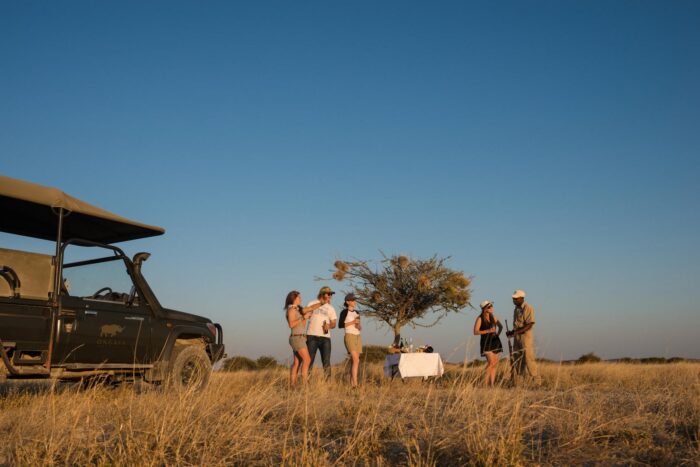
[167,345,211,391]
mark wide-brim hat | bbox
[512,290,526,299]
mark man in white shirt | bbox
[306,286,337,379]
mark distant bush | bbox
[362,345,390,364]
[256,356,280,369]
[221,356,258,372]
[577,352,602,364]
[611,357,688,364]
[640,357,666,364]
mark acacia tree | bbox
[330,254,471,340]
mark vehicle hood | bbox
[161,308,212,324]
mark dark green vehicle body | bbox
[0,175,224,384]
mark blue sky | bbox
[2,1,699,363]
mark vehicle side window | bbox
[62,247,135,304]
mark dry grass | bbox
[0,362,698,466]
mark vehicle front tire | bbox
[166,345,211,392]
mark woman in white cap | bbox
[341,293,362,387]
[473,300,504,387]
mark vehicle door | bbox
[53,248,151,366]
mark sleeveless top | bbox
[479,312,503,354]
[479,313,496,332]
[288,305,306,335]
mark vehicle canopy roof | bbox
[0,175,165,244]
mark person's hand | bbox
[506,330,514,338]
[357,322,362,331]
[489,326,497,334]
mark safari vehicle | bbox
[0,175,224,390]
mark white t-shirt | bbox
[344,310,361,335]
[306,300,337,337]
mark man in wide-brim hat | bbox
[506,290,541,385]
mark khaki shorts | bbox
[289,335,307,352]
[344,334,362,354]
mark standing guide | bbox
[306,286,337,380]
[506,290,541,385]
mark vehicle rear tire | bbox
[166,345,211,391]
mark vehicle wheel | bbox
[166,345,211,391]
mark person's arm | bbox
[346,314,361,327]
[513,322,534,335]
[513,306,535,335]
[287,307,306,329]
[473,317,482,336]
[305,301,322,313]
[327,306,338,329]
[496,318,504,336]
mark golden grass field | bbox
[1,362,698,466]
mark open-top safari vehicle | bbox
[0,175,224,390]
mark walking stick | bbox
[505,320,515,385]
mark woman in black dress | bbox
[473,300,504,387]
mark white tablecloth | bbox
[383,353,444,378]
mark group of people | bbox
[285,286,540,388]
[473,289,540,386]
[284,286,362,387]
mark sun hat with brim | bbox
[512,290,526,299]
[480,300,493,309]
[344,293,357,302]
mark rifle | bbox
[505,319,515,384]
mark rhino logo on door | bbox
[100,324,125,337]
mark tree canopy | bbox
[330,254,471,338]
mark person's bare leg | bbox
[483,353,491,386]
[350,351,360,387]
[299,348,311,383]
[290,353,300,387]
[489,353,499,386]
[485,353,498,387]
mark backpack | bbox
[338,307,348,329]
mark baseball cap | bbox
[318,286,335,296]
[344,293,357,302]
[512,290,526,299]
[479,300,493,309]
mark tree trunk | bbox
[392,323,402,345]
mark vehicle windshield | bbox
[62,246,135,302]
